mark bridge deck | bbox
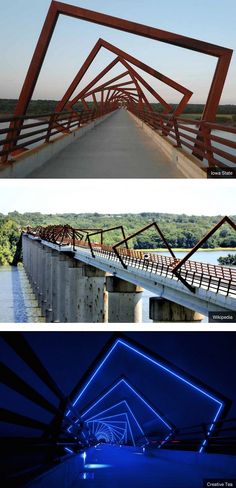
[28,110,183,178]
[28,445,236,488]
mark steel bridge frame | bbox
[2,0,232,162]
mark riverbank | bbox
[137,247,236,252]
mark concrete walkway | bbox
[28,110,184,178]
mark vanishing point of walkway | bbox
[28,110,183,178]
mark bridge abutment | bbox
[149,297,204,322]
[106,276,143,323]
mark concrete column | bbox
[149,297,204,322]
[44,249,58,322]
[65,261,106,323]
[106,276,143,323]
[51,253,69,322]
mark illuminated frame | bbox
[66,338,226,453]
[89,419,128,443]
[81,378,172,432]
[89,412,137,446]
[87,400,145,446]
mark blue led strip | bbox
[85,396,145,438]
[90,421,127,437]
[88,419,127,443]
[68,339,224,453]
[81,378,171,432]
[92,421,126,443]
[66,340,119,416]
[86,400,141,446]
[87,402,137,447]
[64,447,74,454]
[91,413,131,443]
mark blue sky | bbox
[0,180,235,215]
[0,0,235,104]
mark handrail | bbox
[0,104,118,163]
[25,225,236,298]
[128,106,236,170]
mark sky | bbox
[0,0,236,104]
[0,179,235,216]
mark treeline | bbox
[152,103,236,115]
[218,254,236,265]
[0,212,235,266]
[0,99,84,117]
[1,99,236,117]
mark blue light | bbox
[86,401,139,446]
[69,338,224,454]
[84,464,112,469]
[88,419,128,443]
[72,340,120,407]
[91,413,130,443]
[81,378,170,432]
[64,447,74,454]
[198,403,223,454]
[81,451,87,462]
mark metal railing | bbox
[0,105,117,164]
[129,107,236,171]
[25,228,236,298]
[153,417,236,454]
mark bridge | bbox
[0,1,235,178]
[1,333,235,487]
[16,216,236,323]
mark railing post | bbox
[201,122,214,167]
[173,118,182,147]
[45,113,56,143]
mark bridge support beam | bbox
[106,276,143,323]
[149,297,204,322]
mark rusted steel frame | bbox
[58,4,232,122]
[112,93,138,106]
[112,222,176,269]
[92,92,99,109]
[87,226,128,258]
[81,98,90,111]
[113,88,138,101]
[105,89,111,104]
[67,54,120,108]
[172,217,236,281]
[3,1,231,163]
[104,80,135,91]
[63,39,186,114]
[109,88,138,103]
[89,82,137,101]
[1,2,60,162]
[129,74,153,112]
[120,58,171,113]
[101,40,192,117]
[85,78,135,98]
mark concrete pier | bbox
[149,297,204,322]
[23,237,108,322]
[106,276,143,323]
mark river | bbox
[0,250,234,323]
